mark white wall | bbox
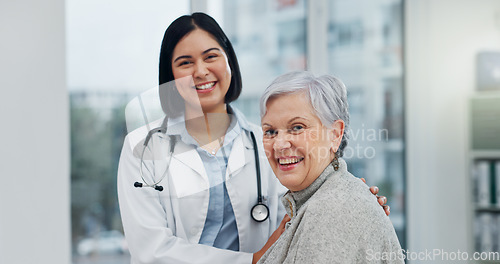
[406,0,500,262]
[0,0,70,263]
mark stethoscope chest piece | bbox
[249,131,269,222]
[251,203,269,222]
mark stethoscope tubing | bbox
[135,118,269,222]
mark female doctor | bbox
[117,12,389,264]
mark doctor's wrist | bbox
[252,251,264,264]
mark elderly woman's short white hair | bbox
[260,71,350,157]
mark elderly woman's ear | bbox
[330,119,345,154]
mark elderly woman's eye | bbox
[291,125,304,132]
[264,129,277,137]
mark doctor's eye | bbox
[177,60,192,67]
[205,54,219,61]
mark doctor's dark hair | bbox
[158,12,242,117]
[260,71,350,157]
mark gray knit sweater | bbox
[258,159,404,264]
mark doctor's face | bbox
[261,91,344,192]
[171,29,232,113]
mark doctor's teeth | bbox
[196,82,215,90]
[279,158,302,165]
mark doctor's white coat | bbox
[117,118,286,264]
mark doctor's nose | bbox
[193,62,209,79]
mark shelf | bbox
[469,93,500,259]
[471,151,500,159]
[478,260,500,264]
[475,205,500,213]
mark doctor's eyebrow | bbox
[202,47,221,55]
[173,48,222,63]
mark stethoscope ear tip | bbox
[133,182,163,191]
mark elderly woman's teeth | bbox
[279,158,303,165]
[196,82,215,90]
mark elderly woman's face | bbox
[261,91,344,192]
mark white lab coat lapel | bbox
[225,134,251,181]
[168,138,209,198]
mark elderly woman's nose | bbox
[273,133,292,150]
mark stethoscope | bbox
[133,117,270,222]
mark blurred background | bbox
[1,0,500,263]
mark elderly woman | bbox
[257,71,403,264]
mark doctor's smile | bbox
[195,81,216,89]
[194,81,217,93]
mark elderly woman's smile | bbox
[278,157,304,170]
[261,91,343,192]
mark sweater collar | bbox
[282,158,347,218]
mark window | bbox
[223,0,406,247]
[221,0,307,124]
[69,1,405,262]
[67,1,190,262]
[327,0,406,247]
